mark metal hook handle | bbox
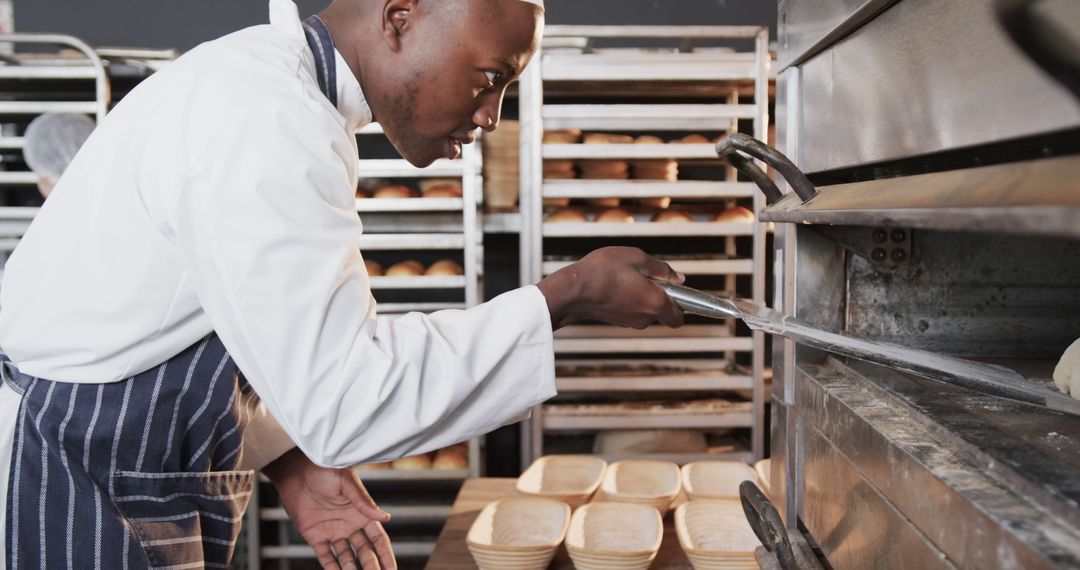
[715,133,817,205]
[740,480,799,570]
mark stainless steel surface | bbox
[844,230,1080,358]
[656,281,1080,415]
[796,0,1080,173]
[776,0,898,69]
[797,358,1080,569]
[758,155,1080,238]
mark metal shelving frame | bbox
[249,123,486,569]
[519,25,770,467]
[0,35,110,257]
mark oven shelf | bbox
[368,275,466,290]
[542,221,754,237]
[356,233,466,250]
[542,398,753,430]
[357,159,466,178]
[356,198,465,212]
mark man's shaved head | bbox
[323,0,543,167]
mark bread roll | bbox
[583,133,635,145]
[640,197,672,209]
[713,206,756,223]
[391,455,432,471]
[373,184,417,199]
[545,207,588,223]
[543,129,582,144]
[433,444,469,470]
[422,184,463,198]
[364,259,384,277]
[675,134,711,144]
[631,159,678,181]
[385,260,425,277]
[595,208,635,224]
[634,135,665,144]
[425,259,464,276]
[543,159,577,180]
[355,187,371,199]
[579,160,629,180]
[652,209,695,223]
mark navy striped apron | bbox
[3,15,341,569]
[3,334,256,569]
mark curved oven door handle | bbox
[715,133,818,205]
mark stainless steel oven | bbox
[737,0,1080,568]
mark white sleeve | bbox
[171,103,556,468]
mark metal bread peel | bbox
[655,280,1080,417]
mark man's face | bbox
[371,0,542,167]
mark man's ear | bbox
[381,0,416,52]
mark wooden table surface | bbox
[426,477,693,569]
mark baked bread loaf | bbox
[543,129,582,144]
[587,198,621,208]
[543,159,577,180]
[425,259,464,276]
[391,455,432,470]
[546,207,589,223]
[631,159,678,181]
[364,259,384,277]
[652,209,695,223]
[579,160,630,180]
[432,444,469,470]
[640,197,672,209]
[385,260,425,277]
[584,133,635,145]
[674,134,711,144]
[373,184,417,199]
[712,206,756,223]
[634,135,665,144]
[543,198,571,208]
[423,184,463,198]
[596,208,635,224]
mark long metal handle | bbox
[715,133,817,204]
[656,281,1080,416]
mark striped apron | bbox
[3,334,257,569]
[3,15,342,569]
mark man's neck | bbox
[319,3,374,110]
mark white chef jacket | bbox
[0,0,555,488]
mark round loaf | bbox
[652,209,695,223]
[391,455,432,471]
[422,184,463,198]
[595,208,636,224]
[634,135,665,144]
[543,129,582,144]
[712,206,756,223]
[373,184,417,199]
[364,259,384,277]
[425,259,464,276]
[385,260,425,277]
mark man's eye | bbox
[484,70,502,88]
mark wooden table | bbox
[427,477,693,569]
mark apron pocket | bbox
[111,469,254,568]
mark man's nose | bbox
[473,93,503,133]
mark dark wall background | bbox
[14,0,776,51]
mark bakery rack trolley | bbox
[247,122,486,569]
[519,26,771,467]
[0,34,110,271]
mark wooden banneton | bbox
[465,497,571,570]
[600,459,682,514]
[566,502,664,570]
[675,499,761,569]
[515,455,608,508]
[681,460,757,501]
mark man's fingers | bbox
[347,471,392,522]
[656,291,685,328]
[316,541,342,570]
[638,254,684,285]
[362,521,398,570]
[333,538,358,569]
[351,536,381,570]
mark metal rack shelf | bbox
[542,103,755,131]
[519,24,771,466]
[368,275,467,290]
[358,158,465,178]
[356,233,466,250]
[355,197,464,212]
[543,180,756,200]
[543,143,721,160]
[542,221,755,238]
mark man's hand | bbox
[264,448,396,570]
[537,246,685,330]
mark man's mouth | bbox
[445,137,463,160]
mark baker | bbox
[0,0,686,568]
